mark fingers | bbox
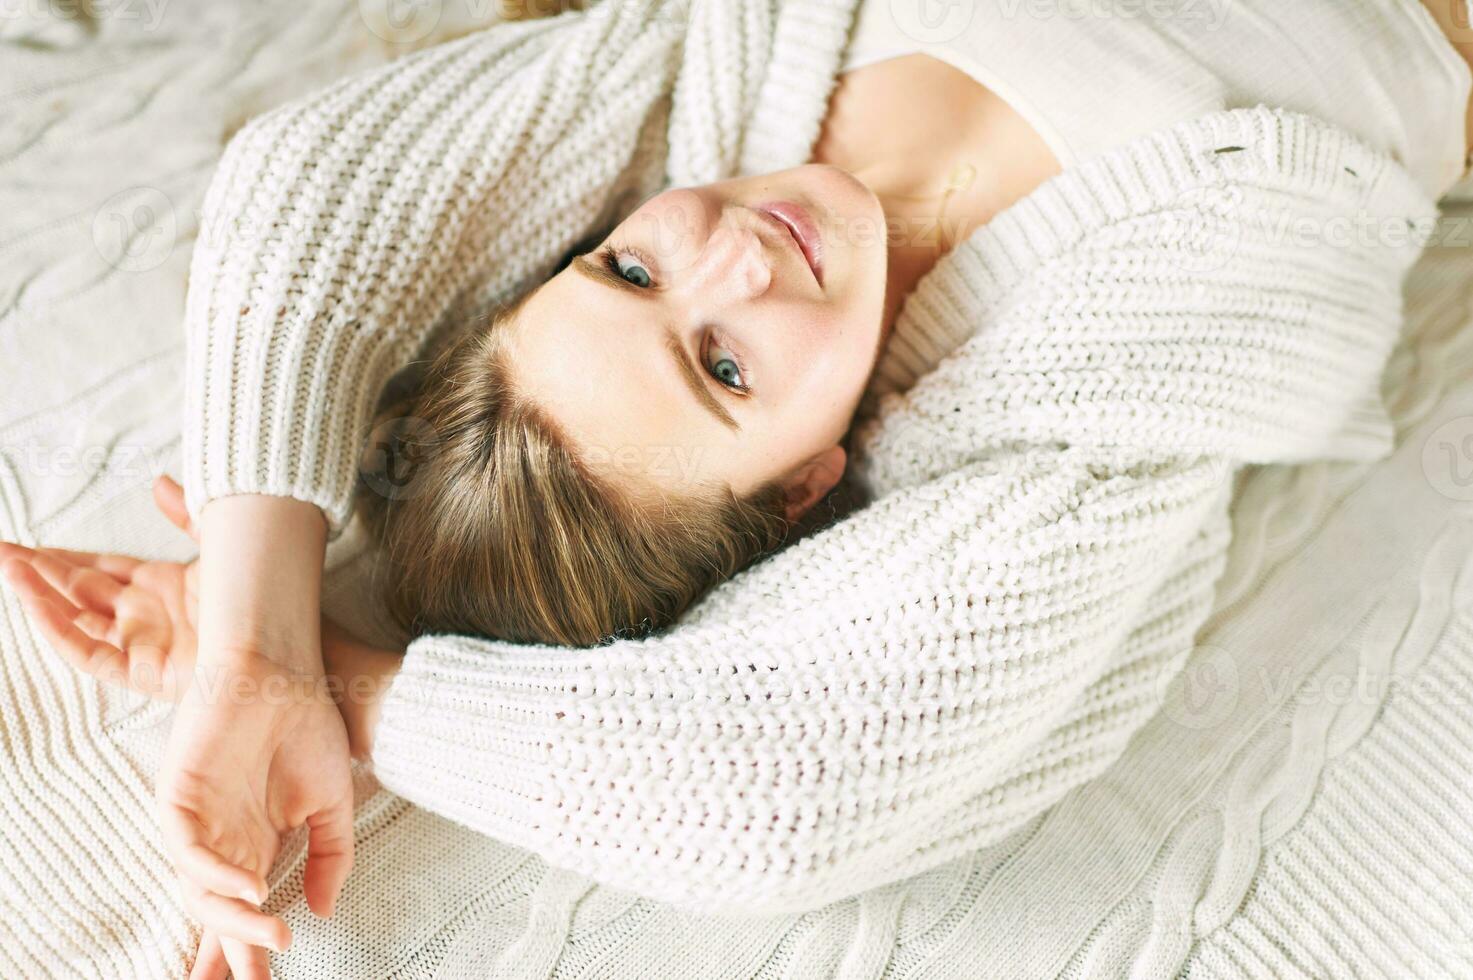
[182,888,280,980]
[2,557,60,620]
[0,541,140,582]
[185,887,291,954]
[188,929,230,980]
[302,795,355,918]
[36,547,141,581]
[11,548,124,617]
[158,805,271,906]
[2,560,130,685]
[0,542,30,568]
[154,476,199,541]
[221,935,274,980]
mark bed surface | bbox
[4,2,1473,976]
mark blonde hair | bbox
[358,294,794,647]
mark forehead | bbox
[504,270,725,499]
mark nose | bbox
[687,210,772,304]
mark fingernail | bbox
[237,887,264,904]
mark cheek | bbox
[782,309,873,409]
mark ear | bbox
[780,445,847,523]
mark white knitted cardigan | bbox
[181,0,1436,916]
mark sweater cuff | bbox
[368,636,565,843]
[180,306,395,541]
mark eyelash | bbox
[597,242,753,395]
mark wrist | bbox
[195,494,327,667]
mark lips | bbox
[754,200,824,286]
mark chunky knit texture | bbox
[181,0,1438,916]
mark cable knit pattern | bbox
[179,0,1438,917]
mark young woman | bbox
[370,0,1473,648]
[4,1,1471,977]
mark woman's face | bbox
[505,164,890,517]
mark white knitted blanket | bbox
[4,1,1473,977]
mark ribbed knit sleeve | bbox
[181,1,686,536]
[369,108,1438,915]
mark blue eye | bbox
[710,357,742,389]
[606,248,652,288]
[707,342,747,392]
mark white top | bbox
[842,0,1472,201]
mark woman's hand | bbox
[158,644,353,979]
[0,477,357,980]
[0,541,198,702]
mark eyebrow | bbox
[663,331,740,432]
[572,253,741,433]
[572,253,635,293]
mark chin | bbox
[796,162,881,227]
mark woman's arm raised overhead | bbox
[358,110,1437,915]
[182,0,684,535]
[365,451,1231,915]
